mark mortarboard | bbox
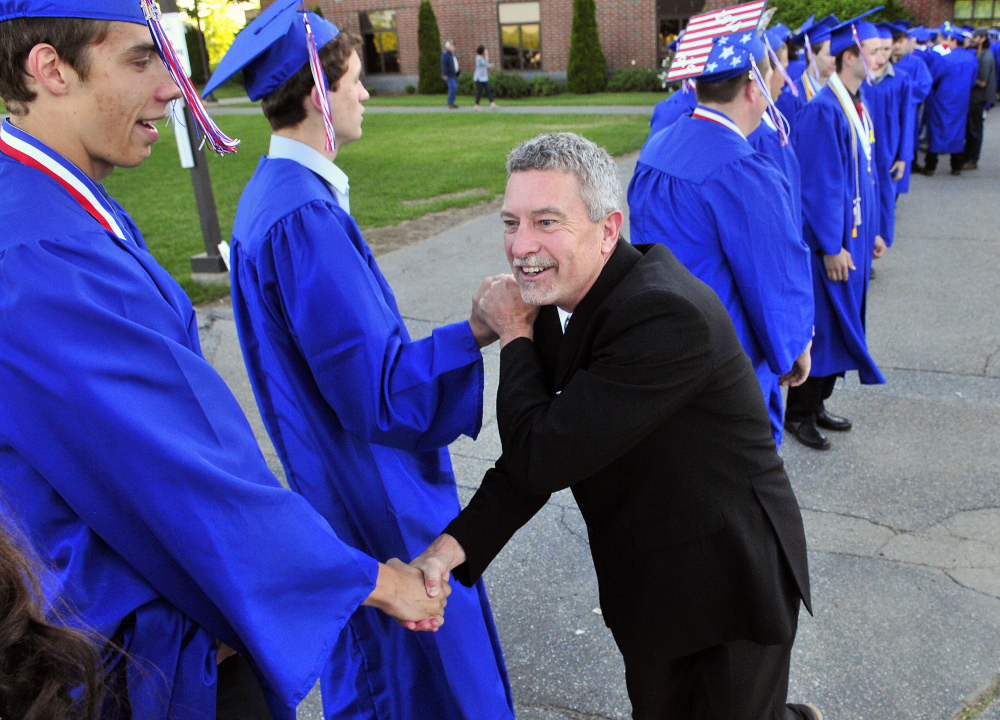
[764,22,792,48]
[696,29,767,83]
[874,23,894,40]
[829,9,883,56]
[791,14,839,46]
[937,21,966,40]
[204,0,340,150]
[0,0,145,23]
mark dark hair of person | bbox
[476,44,486,55]
[785,40,799,60]
[696,54,771,105]
[0,522,105,720]
[261,31,363,131]
[0,17,111,116]
[835,45,860,74]
[810,41,826,56]
[891,29,909,43]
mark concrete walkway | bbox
[198,118,1000,720]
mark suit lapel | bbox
[553,241,643,389]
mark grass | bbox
[213,91,668,109]
[103,111,651,304]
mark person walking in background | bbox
[442,39,459,109]
[473,45,498,110]
[963,28,995,170]
[919,23,978,176]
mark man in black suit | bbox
[411,133,821,720]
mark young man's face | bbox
[814,41,837,79]
[858,38,883,80]
[502,169,617,311]
[68,22,180,177]
[329,50,369,146]
[870,38,891,73]
[891,36,909,61]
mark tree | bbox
[567,0,607,94]
[417,0,447,94]
[773,0,914,31]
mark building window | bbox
[658,18,685,65]
[359,10,400,73]
[498,2,542,70]
[953,0,998,23]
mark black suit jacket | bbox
[446,241,811,660]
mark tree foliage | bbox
[772,0,914,31]
[566,0,607,94]
[417,1,447,94]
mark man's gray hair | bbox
[506,133,622,223]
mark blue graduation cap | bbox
[937,21,966,41]
[874,22,894,40]
[696,29,766,83]
[829,8,883,56]
[790,14,839,47]
[793,14,816,35]
[0,0,145,23]
[203,0,339,101]
[764,22,792,49]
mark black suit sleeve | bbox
[499,291,713,495]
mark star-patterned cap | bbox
[696,29,767,83]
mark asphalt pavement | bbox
[197,114,1000,720]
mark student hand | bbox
[891,160,906,181]
[873,235,888,259]
[363,559,451,631]
[479,274,539,346]
[470,277,501,347]
[779,341,812,387]
[823,249,855,282]
[410,534,467,599]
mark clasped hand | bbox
[469,275,539,348]
[364,558,451,631]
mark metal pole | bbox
[159,0,226,274]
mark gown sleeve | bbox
[795,102,851,256]
[707,160,814,376]
[0,232,379,706]
[265,201,484,453]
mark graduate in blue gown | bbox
[778,16,840,142]
[629,30,814,446]
[650,79,697,133]
[204,5,514,719]
[0,2,449,719]
[787,13,887,451]
[893,26,933,194]
[864,24,914,248]
[921,23,979,175]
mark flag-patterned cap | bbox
[666,0,767,81]
[696,30,767,83]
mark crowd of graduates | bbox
[640,10,995,451]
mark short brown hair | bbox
[696,54,770,105]
[835,45,859,73]
[0,17,110,116]
[261,32,362,131]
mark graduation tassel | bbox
[804,32,820,82]
[681,78,696,94]
[751,60,791,147]
[140,0,240,154]
[853,25,877,86]
[765,35,798,97]
[304,12,336,152]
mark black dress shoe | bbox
[784,419,831,450]
[816,409,852,431]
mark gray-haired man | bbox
[412,133,819,719]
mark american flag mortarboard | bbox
[665,0,768,81]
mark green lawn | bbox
[214,91,667,110]
[103,111,651,304]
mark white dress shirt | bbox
[268,134,350,213]
[557,307,572,333]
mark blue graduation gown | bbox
[893,53,933,193]
[0,122,379,720]
[649,87,697,133]
[748,114,803,227]
[230,157,514,720]
[926,44,979,153]
[863,66,913,246]
[787,58,807,83]
[628,110,814,444]
[794,83,885,385]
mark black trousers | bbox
[965,99,988,163]
[622,632,810,720]
[474,80,495,104]
[924,150,964,173]
[217,655,273,720]
[785,374,838,422]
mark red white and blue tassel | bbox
[680,78,696,94]
[765,35,798,97]
[751,60,791,146]
[303,13,336,152]
[140,0,240,154]
[853,25,877,85]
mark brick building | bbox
[262,0,989,92]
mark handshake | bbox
[363,534,467,632]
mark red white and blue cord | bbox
[304,13,336,152]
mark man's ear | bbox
[602,209,624,254]
[25,43,76,99]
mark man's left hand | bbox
[779,341,812,387]
[873,235,888,259]
[891,160,906,181]
[479,274,538,346]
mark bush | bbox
[607,67,667,93]
[457,72,475,96]
[405,84,416,95]
[417,0,447,94]
[489,70,532,98]
[772,0,914,29]
[529,75,564,96]
[566,0,607,93]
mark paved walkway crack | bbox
[983,346,1000,376]
[516,702,620,720]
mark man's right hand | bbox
[479,274,538,346]
[823,248,856,282]
[363,558,450,631]
[469,276,501,347]
[410,534,467,599]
